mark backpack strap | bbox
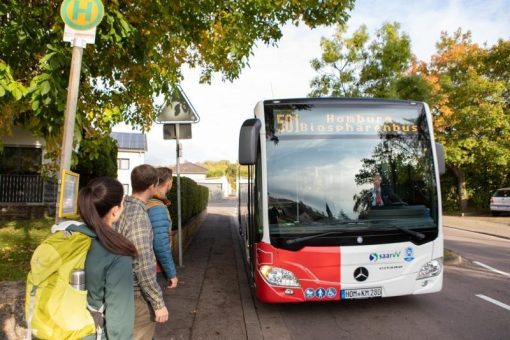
[88,303,105,340]
[25,285,37,340]
[51,220,83,234]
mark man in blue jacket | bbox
[147,167,178,290]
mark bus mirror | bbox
[239,118,261,165]
[435,142,446,175]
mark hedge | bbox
[166,176,209,229]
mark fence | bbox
[0,174,45,203]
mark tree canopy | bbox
[309,22,429,100]
[309,23,510,211]
[415,30,510,210]
[0,0,355,169]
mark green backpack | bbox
[25,221,102,340]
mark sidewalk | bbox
[155,203,262,340]
[443,215,510,239]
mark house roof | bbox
[111,132,147,151]
[168,162,208,174]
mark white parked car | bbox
[490,188,510,216]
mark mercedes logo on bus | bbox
[354,267,369,282]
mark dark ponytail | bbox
[78,177,138,258]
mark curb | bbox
[230,215,264,340]
[444,225,510,241]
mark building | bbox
[169,162,231,199]
[236,177,249,198]
[199,176,231,200]
[111,132,147,195]
[169,162,208,182]
[0,126,57,219]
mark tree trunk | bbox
[451,166,468,212]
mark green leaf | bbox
[40,81,51,95]
[0,86,5,97]
[40,52,56,65]
[11,86,22,100]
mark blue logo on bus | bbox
[326,288,337,298]
[304,288,315,299]
[315,288,326,299]
[404,247,415,262]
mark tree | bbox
[415,30,510,211]
[309,23,510,211]
[309,22,423,99]
[203,160,240,191]
[72,135,118,188]
[0,0,355,170]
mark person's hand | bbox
[167,277,178,288]
[154,306,169,323]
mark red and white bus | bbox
[238,98,445,303]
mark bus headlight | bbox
[417,258,443,280]
[259,265,300,287]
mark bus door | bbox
[239,118,262,286]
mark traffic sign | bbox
[157,85,200,124]
[163,124,192,140]
[63,26,97,45]
[60,0,104,31]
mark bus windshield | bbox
[264,101,439,246]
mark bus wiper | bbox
[285,231,346,245]
[368,220,427,241]
[386,225,426,241]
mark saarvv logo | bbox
[369,251,401,262]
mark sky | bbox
[113,0,510,166]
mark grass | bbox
[0,217,53,281]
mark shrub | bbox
[167,176,208,229]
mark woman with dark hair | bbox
[78,176,138,339]
[146,167,178,291]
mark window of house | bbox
[0,146,42,174]
[117,158,130,170]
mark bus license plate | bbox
[341,287,383,299]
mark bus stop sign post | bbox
[56,0,104,223]
[176,125,182,267]
[164,125,190,267]
[158,86,200,267]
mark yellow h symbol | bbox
[72,0,92,21]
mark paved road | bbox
[254,230,510,340]
[157,200,510,340]
[444,227,510,273]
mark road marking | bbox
[476,294,510,312]
[473,261,510,278]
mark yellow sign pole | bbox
[55,0,104,223]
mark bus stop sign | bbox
[60,0,104,31]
